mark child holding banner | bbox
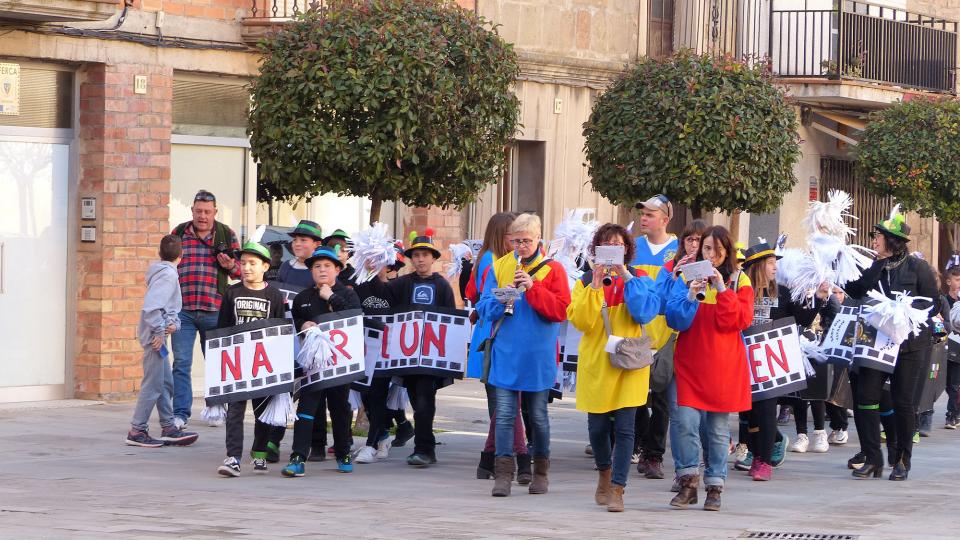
[741,241,831,481]
[282,246,363,477]
[216,241,288,477]
[387,230,456,467]
[665,226,753,511]
[126,235,199,448]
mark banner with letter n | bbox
[821,305,860,365]
[744,317,808,401]
[365,305,470,378]
[558,321,582,372]
[853,315,899,374]
[295,309,366,395]
[204,318,296,406]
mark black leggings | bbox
[292,385,352,461]
[826,402,848,431]
[363,377,391,447]
[786,398,825,434]
[855,347,930,469]
[748,397,781,463]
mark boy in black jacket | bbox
[282,246,362,477]
[216,242,287,478]
[387,231,456,467]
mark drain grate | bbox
[740,533,858,540]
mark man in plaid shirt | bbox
[169,190,241,427]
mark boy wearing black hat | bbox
[387,229,456,467]
[216,242,288,477]
[282,246,363,477]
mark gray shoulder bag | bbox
[600,301,654,371]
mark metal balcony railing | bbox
[675,0,959,93]
[247,0,322,23]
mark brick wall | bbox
[76,63,173,399]
[403,206,467,305]
[132,0,247,21]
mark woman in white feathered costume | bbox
[843,208,938,481]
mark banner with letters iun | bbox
[204,318,296,406]
[364,305,470,379]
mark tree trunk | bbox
[369,194,383,226]
[729,210,741,242]
[691,203,703,220]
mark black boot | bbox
[476,451,495,480]
[889,460,909,481]
[847,452,866,470]
[852,462,883,479]
[516,453,532,485]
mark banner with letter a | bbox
[294,309,366,395]
[203,318,296,406]
[365,305,471,378]
[744,317,808,401]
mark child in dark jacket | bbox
[216,242,287,477]
[282,246,363,477]
[126,235,199,448]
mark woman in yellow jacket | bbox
[568,223,661,512]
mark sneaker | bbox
[777,406,791,425]
[125,429,164,448]
[734,450,754,471]
[771,435,788,467]
[584,444,594,456]
[392,421,414,448]
[406,452,436,467]
[160,426,199,447]
[810,430,829,453]
[354,446,378,464]
[747,457,759,477]
[218,456,241,477]
[847,451,866,470]
[252,457,268,473]
[789,433,809,453]
[751,460,773,481]
[376,437,391,459]
[912,431,920,444]
[307,446,326,462]
[946,417,958,429]
[631,452,641,464]
[337,455,354,473]
[828,429,849,445]
[951,418,960,430]
[266,442,281,463]
[282,455,306,477]
[732,443,748,463]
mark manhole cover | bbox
[740,534,858,540]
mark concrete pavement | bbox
[0,380,956,539]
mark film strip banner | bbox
[365,305,470,378]
[744,317,808,402]
[558,321,582,372]
[822,305,860,365]
[853,317,899,374]
[295,310,366,395]
[204,318,296,406]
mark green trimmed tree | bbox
[583,51,801,219]
[856,97,960,250]
[248,0,521,224]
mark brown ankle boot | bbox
[529,457,550,494]
[595,468,612,505]
[607,484,625,512]
[491,456,514,497]
[669,474,699,508]
[703,485,722,511]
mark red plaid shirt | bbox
[174,222,241,312]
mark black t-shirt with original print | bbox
[217,282,287,328]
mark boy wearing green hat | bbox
[386,229,456,467]
[278,219,325,289]
[216,241,287,477]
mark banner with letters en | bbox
[204,318,296,406]
[744,317,808,401]
[364,305,470,378]
[294,309,366,395]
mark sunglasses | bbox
[194,191,216,203]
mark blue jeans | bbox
[669,381,731,487]
[495,387,550,458]
[587,408,637,487]
[171,309,219,421]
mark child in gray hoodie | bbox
[126,235,199,447]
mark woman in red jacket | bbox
[665,226,753,511]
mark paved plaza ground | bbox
[0,380,956,539]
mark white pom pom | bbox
[296,326,336,372]
[347,222,397,284]
[445,243,472,278]
[201,403,227,424]
[348,389,363,411]
[386,383,409,411]
[551,209,599,281]
[862,287,933,345]
[800,334,828,364]
[258,393,293,427]
[803,190,856,239]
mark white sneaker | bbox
[354,446,378,464]
[732,443,749,463]
[828,429,849,445]
[630,452,641,464]
[789,433,809,453]
[375,437,390,459]
[810,430,829,453]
